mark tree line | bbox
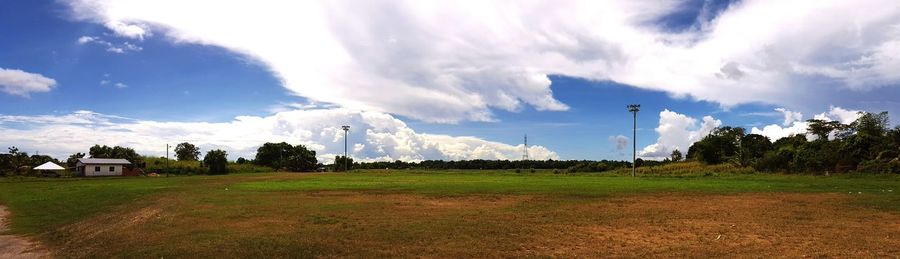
[686,111,900,173]
[0,141,319,176]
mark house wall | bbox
[80,164,123,177]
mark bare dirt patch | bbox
[520,193,900,258]
[0,205,50,259]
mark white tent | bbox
[33,161,65,170]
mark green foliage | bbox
[66,152,85,168]
[175,142,201,161]
[226,163,273,173]
[669,149,683,162]
[751,111,899,174]
[607,161,754,176]
[89,144,143,165]
[203,149,229,175]
[806,119,845,140]
[851,111,890,137]
[333,156,353,172]
[236,157,248,164]
[144,156,205,175]
[737,134,772,166]
[753,148,794,172]
[254,142,318,172]
[566,162,613,173]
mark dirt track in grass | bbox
[46,192,900,258]
[0,206,50,259]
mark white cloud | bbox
[0,109,558,163]
[639,109,721,159]
[814,106,862,125]
[774,108,802,126]
[0,68,57,97]
[104,20,150,40]
[750,121,809,141]
[608,135,629,150]
[114,82,127,88]
[77,36,98,44]
[60,0,900,123]
[76,35,142,53]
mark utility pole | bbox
[342,125,350,171]
[627,104,640,177]
[166,144,170,178]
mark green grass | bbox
[235,170,900,196]
[0,176,201,234]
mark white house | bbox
[76,158,131,177]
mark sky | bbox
[1,0,899,162]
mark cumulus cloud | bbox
[0,109,558,163]
[114,82,127,88]
[639,109,721,159]
[60,0,900,123]
[814,106,862,125]
[609,135,629,150]
[0,68,57,97]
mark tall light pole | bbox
[341,125,350,171]
[627,104,640,177]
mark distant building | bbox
[76,158,131,177]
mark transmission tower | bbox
[523,134,529,161]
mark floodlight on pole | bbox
[627,104,640,177]
[341,125,350,171]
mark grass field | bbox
[1,171,900,257]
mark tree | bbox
[89,145,112,158]
[236,157,248,164]
[687,127,745,165]
[851,111,890,137]
[334,156,354,171]
[254,142,318,172]
[175,142,201,161]
[669,149,683,162]
[66,152,85,168]
[738,134,772,166]
[203,149,228,175]
[806,119,844,140]
[89,145,143,166]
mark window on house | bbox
[94,166,100,172]
[110,166,115,172]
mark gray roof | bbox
[78,158,131,165]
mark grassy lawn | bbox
[1,171,899,257]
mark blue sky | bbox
[1,1,898,162]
